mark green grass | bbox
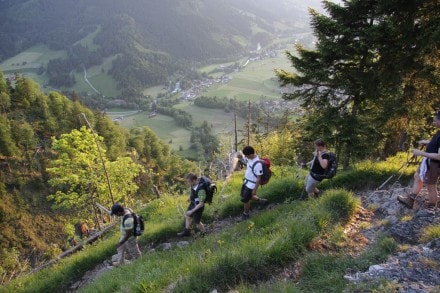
[174,102,247,134]
[74,26,101,51]
[0,45,66,73]
[201,50,293,101]
[81,188,359,292]
[66,55,120,97]
[420,225,440,243]
[142,85,167,98]
[4,156,415,292]
[118,113,192,153]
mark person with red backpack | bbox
[240,146,270,220]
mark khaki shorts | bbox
[419,160,440,185]
[305,173,321,193]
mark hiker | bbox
[177,173,208,237]
[111,203,142,266]
[398,111,440,211]
[240,146,269,220]
[305,139,330,198]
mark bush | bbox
[319,189,360,223]
[420,225,440,243]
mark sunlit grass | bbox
[4,154,414,292]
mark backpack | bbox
[123,212,145,237]
[251,158,272,185]
[323,152,337,179]
[198,176,217,204]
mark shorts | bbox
[240,184,254,203]
[187,202,204,224]
[305,173,321,193]
[419,160,440,185]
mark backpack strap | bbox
[251,160,263,177]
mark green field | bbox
[118,112,192,153]
[74,26,101,51]
[0,44,66,73]
[174,102,246,134]
[142,85,167,98]
[59,55,120,97]
[200,50,293,101]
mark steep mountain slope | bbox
[0,0,321,97]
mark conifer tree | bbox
[277,0,440,168]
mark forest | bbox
[0,0,439,289]
[0,71,195,279]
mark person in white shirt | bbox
[240,146,269,220]
[111,203,142,266]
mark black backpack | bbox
[323,152,337,179]
[123,212,145,237]
[198,176,217,204]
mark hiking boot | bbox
[413,196,438,212]
[177,229,191,237]
[314,190,322,198]
[257,198,269,210]
[241,213,250,221]
[397,193,416,209]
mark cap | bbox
[110,203,124,216]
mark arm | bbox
[317,151,329,169]
[252,175,261,196]
[413,148,440,161]
[117,229,133,247]
[186,189,206,216]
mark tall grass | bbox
[3,154,412,292]
[80,189,360,292]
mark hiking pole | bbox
[376,157,415,190]
[80,113,115,205]
[376,146,424,190]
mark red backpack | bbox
[251,157,272,185]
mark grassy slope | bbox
[0,31,120,97]
[118,112,192,152]
[174,102,247,134]
[200,50,293,101]
[69,54,120,97]
[2,154,417,293]
[0,44,66,72]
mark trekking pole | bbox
[80,113,115,205]
[376,145,424,191]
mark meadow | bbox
[2,154,419,293]
[199,50,293,101]
[117,112,192,153]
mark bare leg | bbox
[411,172,423,195]
[185,216,193,229]
[426,184,439,205]
[117,243,127,265]
[244,202,251,214]
[196,222,206,232]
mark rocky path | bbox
[345,185,440,292]
[68,186,440,292]
[68,203,279,291]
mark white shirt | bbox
[244,155,263,189]
[120,208,134,240]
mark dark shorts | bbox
[187,202,204,224]
[419,160,440,185]
[240,184,253,203]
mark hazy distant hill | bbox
[0,0,321,96]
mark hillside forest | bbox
[0,0,439,289]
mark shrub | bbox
[420,225,440,243]
[319,189,359,223]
